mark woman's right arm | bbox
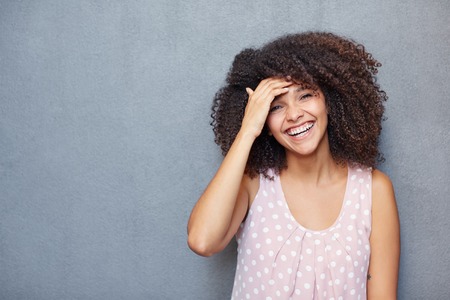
[187,131,256,256]
[187,78,291,257]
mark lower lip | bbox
[286,124,314,141]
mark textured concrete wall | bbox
[1,1,449,299]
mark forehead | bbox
[293,81,316,89]
[274,83,320,101]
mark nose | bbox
[286,104,304,122]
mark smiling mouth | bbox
[286,122,315,137]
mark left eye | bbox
[300,94,312,100]
[269,105,281,113]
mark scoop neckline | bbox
[275,165,351,234]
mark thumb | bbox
[245,87,254,96]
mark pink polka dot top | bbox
[231,165,372,300]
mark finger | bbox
[270,86,290,98]
[247,78,293,106]
[257,78,293,94]
[256,81,291,100]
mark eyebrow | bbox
[272,87,312,103]
[297,84,318,92]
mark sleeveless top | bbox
[231,166,372,300]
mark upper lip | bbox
[284,121,315,135]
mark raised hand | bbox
[241,77,292,138]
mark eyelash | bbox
[300,93,313,100]
[269,93,313,112]
[269,105,281,113]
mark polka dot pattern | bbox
[231,166,372,300]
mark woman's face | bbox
[266,84,329,157]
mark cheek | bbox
[265,115,281,132]
[308,101,327,119]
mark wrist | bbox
[235,129,258,145]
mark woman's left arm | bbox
[367,169,400,300]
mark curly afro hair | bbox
[211,31,387,178]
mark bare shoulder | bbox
[372,169,393,189]
[367,169,400,298]
[371,169,396,208]
[371,168,399,234]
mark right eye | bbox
[269,105,281,113]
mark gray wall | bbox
[1,1,449,299]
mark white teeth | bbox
[286,122,314,136]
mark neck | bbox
[282,143,344,186]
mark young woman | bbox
[188,32,400,300]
